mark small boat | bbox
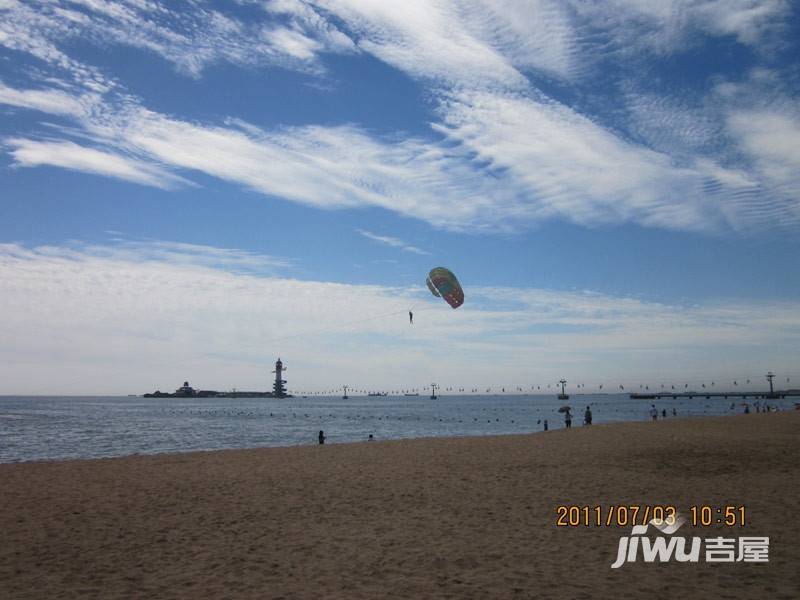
[367,392,387,397]
[404,393,419,397]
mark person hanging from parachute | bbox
[406,267,463,325]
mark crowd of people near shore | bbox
[738,399,779,414]
[539,398,787,433]
[534,399,785,433]
[648,405,678,420]
[551,405,592,430]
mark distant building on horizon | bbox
[174,381,195,397]
[143,359,292,398]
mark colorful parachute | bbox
[426,267,464,309]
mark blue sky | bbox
[1,1,799,394]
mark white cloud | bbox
[567,0,790,56]
[312,0,527,89]
[0,82,89,116]
[728,109,800,188]
[0,83,512,228]
[265,25,323,60]
[63,238,294,273]
[457,0,581,80]
[622,90,722,159]
[1,241,798,394]
[0,0,117,92]
[356,229,429,255]
[5,137,189,189]
[265,0,355,55]
[723,108,800,228]
[73,107,519,230]
[689,0,789,46]
[0,0,355,81]
[434,89,730,231]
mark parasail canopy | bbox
[426,267,464,309]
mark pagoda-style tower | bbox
[272,358,288,398]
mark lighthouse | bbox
[272,358,288,398]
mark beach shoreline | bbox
[2,412,798,599]
[0,408,784,466]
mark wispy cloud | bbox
[6,79,791,233]
[5,137,190,189]
[0,0,355,79]
[434,89,731,232]
[0,82,90,117]
[62,238,294,273]
[312,0,528,89]
[727,108,800,193]
[566,0,790,56]
[357,229,429,255]
[1,95,519,229]
[1,241,798,393]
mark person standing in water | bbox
[564,410,572,428]
[584,406,592,426]
[409,311,413,325]
[318,430,325,445]
[650,405,658,421]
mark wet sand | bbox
[1,412,798,599]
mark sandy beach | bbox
[1,412,798,599]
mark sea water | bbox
[0,393,794,463]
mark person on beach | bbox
[318,430,326,445]
[368,434,374,441]
[564,410,572,428]
[544,419,548,431]
[650,405,658,421]
[744,403,750,414]
[584,406,592,426]
[672,407,677,416]
[662,408,667,418]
